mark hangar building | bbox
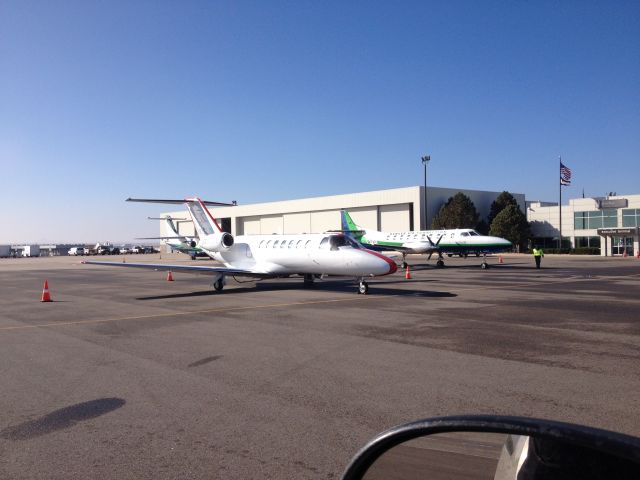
[528,194,640,256]
[161,185,525,246]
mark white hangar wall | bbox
[160,186,525,240]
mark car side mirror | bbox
[341,415,640,480]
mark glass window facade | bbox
[575,236,601,249]
[622,209,640,227]
[574,209,617,229]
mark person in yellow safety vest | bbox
[532,247,544,269]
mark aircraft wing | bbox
[82,260,272,278]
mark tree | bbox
[431,193,480,229]
[487,191,519,226]
[489,204,530,250]
[475,219,490,235]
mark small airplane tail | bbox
[158,216,180,236]
[340,209,359,232]
[127,197,236,251]
[183,198,224,238]
[340,210,365,241]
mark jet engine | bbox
[199,232,234,251]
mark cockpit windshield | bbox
[469,230,480,236]
[323,235,361,250]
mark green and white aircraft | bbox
[340,209,512,269]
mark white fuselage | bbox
[201,233,396,277]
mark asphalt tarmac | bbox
[1,253,639,479]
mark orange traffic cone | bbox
[166,271,174,281]
[41,280,52,302]
[636,250,640,259]
[405,265,412,280]
[499,255,503,264]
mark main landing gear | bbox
[212,274,225,292]
[303,274,315,287]
[358,280,369,295]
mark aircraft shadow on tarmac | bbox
[0,398,125,441]
[136,280,457,300]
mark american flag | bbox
[560,161,572,186]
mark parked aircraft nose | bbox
[361,249,397,275]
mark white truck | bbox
[21,245,41,257]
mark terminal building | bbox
[161,185,525,247]
[528,194,640,256]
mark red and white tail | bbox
[183,197,224,238]
[126,197,236,251]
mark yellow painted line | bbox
[0,295,377,333]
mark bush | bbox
[570,247,600,255]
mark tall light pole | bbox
[421,155,431,229]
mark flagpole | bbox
[559,156,562,251]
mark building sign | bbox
[597,199,628,209]
[597,228,638,236]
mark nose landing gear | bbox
[358,279,369,295]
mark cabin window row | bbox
[258,239,313,249]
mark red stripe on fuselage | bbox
[362,248,397,275]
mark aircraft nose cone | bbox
[363,249,397,275]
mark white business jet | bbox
[84,197,397,294]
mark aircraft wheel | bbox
[447,254,453,258]
[436,260,445,268]
[213,278,224,291]
[358,281,369,295]
[401,262,408,269]
[481,262,489,270]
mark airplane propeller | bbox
[426,234,444,260]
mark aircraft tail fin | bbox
[340,210,364,240]
[127,197,229,239]
[164,216,180,236]
[183,198,224,238]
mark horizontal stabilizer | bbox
[127,198,237,206]
[135,236,191,240]
[147,217,191,222]
[325,229,366,235]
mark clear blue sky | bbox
[1,1,638,243]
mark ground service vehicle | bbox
[341,415,640,480]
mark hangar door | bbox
[260,215,284,234]
[380,204,411,232]
[310,210,341,233]
[239,216,261,235]
[283,212,312,234]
